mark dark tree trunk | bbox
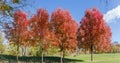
[16,45,19,63]
[91,45,93,61]
[63,50,65,58]
[41,48,44,63]
[63,50,65,63]
[40,44,44,63]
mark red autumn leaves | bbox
[77,8,112,53]
[51,8,78,52]
[30,8,50,49]
[5,7,112,54]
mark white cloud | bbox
[104,5,120,23]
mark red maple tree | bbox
[4,10,29,62]
[50,8,78,63]
[77,8,112,61]
[29,8,50,63]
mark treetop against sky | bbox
[1,0,120,43]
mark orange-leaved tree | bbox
[77,7,112,61]
[29,8,50,63]
[4,10,29,62]
[50,8,78,63]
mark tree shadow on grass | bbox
[44,56,84,63]
[19,56,84,63]
[0,55,84,63]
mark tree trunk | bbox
[21,47,24,56]
[91,45,93,61]
[41,49,44,63]
[63,50,65,59]
[60,51,63,63]
[25,47,27,56]
[63,51,65,63]
[24,47,26,56]
[40,45,44,63]
[16,45,19,63]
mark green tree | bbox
[6,44,20,56]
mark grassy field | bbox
[0,53,120,63]
[66,53,120,63]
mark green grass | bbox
[0,53,120,63]
[66,53,120,63]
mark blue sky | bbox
[10,0,120,43]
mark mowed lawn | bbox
[66,53,120,63]
[0,53,120,63]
